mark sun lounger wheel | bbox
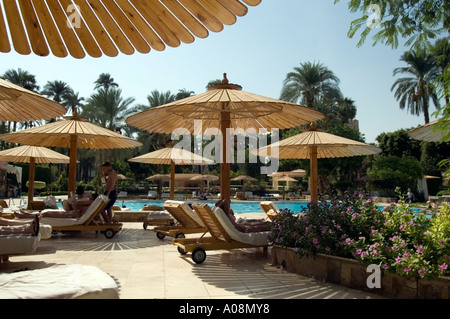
[143,222,148,230]
[192,248,206,264]
[175,233,186,254]
[156,232,166,239]
[104,229,116,239]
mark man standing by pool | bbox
[101,161,118,223]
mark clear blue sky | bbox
[0,0,440,144]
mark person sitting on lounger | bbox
[75,185,94,215]
[14,197,82,219]
[215,199,271,233]
[0,214,40,236]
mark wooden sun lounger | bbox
[173,203,271,264]
[152,200,206,239]
[259,201,280,221]
[41,195,122,239]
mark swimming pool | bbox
[115,200,308,213]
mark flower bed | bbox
[269,189,450,298]
[271,246,450,299]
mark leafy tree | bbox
[376,129,422,159]
[391,46,440,124]
[335,0,448,50]
[429,37,450,105]
[368,155,423,195]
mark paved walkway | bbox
[0,221,384,300]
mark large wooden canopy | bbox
[0,78,66,122]
[126,73,325,209]
[0,0,262,58]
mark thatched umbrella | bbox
[408,119,449,142]
[0,115,141,196]
[0,145,69,207]
[129,147,214,199]
[256,123,382,202]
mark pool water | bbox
[115,200,309,213]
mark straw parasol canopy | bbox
[274,175,298,200]
[0,0,261,58]
[255,123,382,202]
[0,78,66,122]
[116,173,132,181]
[230,175,257,182]
[408,119,449,142]
[146,174,170,181]
[190,174,219,193]
[0,115,142,196]
[126,73,325,209]
[0,145,69,207]
[230,174,257,193]
[129,147,214,199]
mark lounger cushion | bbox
[39,224,52,239]
[0,264,119,299]
[212,207,271,246]
[146,211,173,220]
[0,234,40,256]
[165,200,204,226]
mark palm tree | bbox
[134,90,176,113]
[336,97,357,124]
[175,88,194,100]
[2,68,39,91]
[83,87,136,167]
[391,47,440,124]
[83,87,135,131]
[133,90,176,153]
[41,80,72,103]
[94,73,118,91]
[280,61,341,108]
[63,90,84,116]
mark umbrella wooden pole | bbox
[310,145,318,202]
[220,110,231,211]
[27,158,35,209]
[170,160,175,200]
[68,134,77,197]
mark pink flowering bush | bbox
[268,189,450,280]
[350,197,450,279]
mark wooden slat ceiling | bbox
[0,0,262,58]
